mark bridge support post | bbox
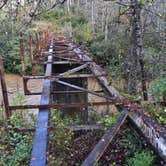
[0,54,11,120]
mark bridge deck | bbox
[0,33,165,165]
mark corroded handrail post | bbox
[0,55,11,119]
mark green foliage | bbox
[138,0,154,6]
[39,6,90,42]
[119,129,143,158]
[98,113,118,130]
[39,8,65,21]
[90,37,117,66]
[127,151,154,166]
[143,104,166,125]
[0,131,33,166]
[121,92,139,100]
[144,47,165,79]
[89,33,128,77]
[61,14,87,28]
[50,109,82,126]
[0,34,20,73]
[73,23,92,44]
[0,93,35,166]
[149,78,166,102]
[0,33,31,74]
[48,110,74,165]
[119,128,155,166]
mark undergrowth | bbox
[0,93,35,166]
[47,110,163,165]
[0,96,164,165]
[142,103,166,125]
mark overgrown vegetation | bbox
[0,96,164,165]
[142,104,166,126]
[0,94,35,166]
[149,78,166,102]
[127,151,154,166]
[0,1,165,165]
[47,110,164,165]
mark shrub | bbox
[73,23,92,45]
[149,78,166,102]
[98,113,118,130]
[127,151,154,166]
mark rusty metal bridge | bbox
[0,32,166,165]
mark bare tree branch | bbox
[0,0,8,9]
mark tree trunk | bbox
[104,2,109,41]
[128,3,137,95]
[91,0,95,32]
[67,0,70,12]
[128,0,148,100]
[134,0,148,100]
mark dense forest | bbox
[0,0,166,165]
[0,0,165,100]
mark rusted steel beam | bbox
[54,125,103,131]
[42,51,76,57]
[80,55,166,162]
[23,92,42,95]
[82,109,128,166]
[3,125,103,133]
[9,98,140,110]
[23,77,31,94]
[32,61,83,65]
[39,32,44,52]
[20,34,26,76]
[41,52,85,62]
[22,73,107,95]
[52,90,104,94]
[28,35,35,75]
[20,35,30,94]
[53,73,107,80]
[58,63,88,76]
[44,31,49,51]
[51,55,81,62]
[30,38,54,166]
[22,90,104,96]
[0,55,11,119]
[9,101,124,110]
[54,46,68,51]
[23,73,107,80]
[1,127,35,132]
[35,33,40,56]
[55,73,108,79]
[89,63,122,98]
[55,80,115,101]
